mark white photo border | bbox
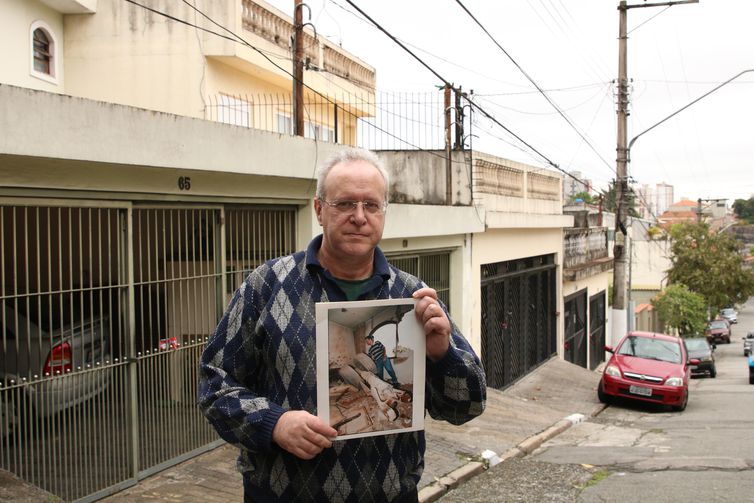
[316,298,425,440]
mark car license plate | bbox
[629,385,652,397]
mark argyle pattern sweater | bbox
[198,235,486,502]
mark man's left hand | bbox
[413,287,450,362]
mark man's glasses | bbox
[319,198,387,215]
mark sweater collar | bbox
[305,234,391,280]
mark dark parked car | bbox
[1,297,112,438]
[705,319,731,344]
[684,337,716,378]
[744,332,754,357]
[598,331,698,412]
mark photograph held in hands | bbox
[315,298,425,440]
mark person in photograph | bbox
[198,147,486,503]
[365,333,400,386]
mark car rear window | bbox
[685,338,709,351]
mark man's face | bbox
[314,159,386,263]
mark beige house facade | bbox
[2,0,373,143]
[561,206,613,371]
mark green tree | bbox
[568,191,595,204]
[600,181,640,218]
[732,197,754,224]
[666,222,754,314]
[651,284,707,336]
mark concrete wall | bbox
[630,219,671,291]
[472,151,564,216]
[0,84,342,186]
[59,0,370,129]
[631,239,670,290]
[62,0,228,117]
[377,150,472,206]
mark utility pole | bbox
[613,1,629,346]
[454,86,464,150]
[696,198,727,224]
[444,84,452,204]
[611,0,697,346]
[697,198,703,222]
[293,0,304,137]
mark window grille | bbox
[386,251,451,310]
[33,28,52,75]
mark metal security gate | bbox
[481,255,556,390]
[589,291,606,370]
[564,290,588,368]
[386,251,451,310]
[1,200,297,502]
[1,203,131,500]
[131,207,223,476]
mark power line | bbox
[453,0,618,180]
[341,0,593,189]
[327,0,530,90]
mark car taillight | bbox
[44,342,73,375]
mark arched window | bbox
[33,28,52,74]
[30,21,57,83]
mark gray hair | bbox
[315,148,390,201]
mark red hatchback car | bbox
[598,331,699,411]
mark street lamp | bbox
[628,69,754,157]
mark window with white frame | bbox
[30,21,58,83]
[216,94,251,127]
[277,113,293,135]
[305,121,335,142]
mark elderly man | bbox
[198,148,486,503]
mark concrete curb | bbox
[418,410,598,503]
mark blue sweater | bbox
[198,235,486,502]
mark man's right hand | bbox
[272,410,337,460]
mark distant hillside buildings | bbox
[636,182,674,220]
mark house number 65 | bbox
[178,176,191,190]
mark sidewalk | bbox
[98,357,604,503]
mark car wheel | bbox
[726,336,731,344]
[709,366,717,378]
[672,391,688,412]
[597,381,612,405]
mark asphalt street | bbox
[440,297,754,502]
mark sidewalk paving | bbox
[98,357,604,503]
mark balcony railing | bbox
[241,0,375,88]
[472,156,562,206]
[564,227,609,269]
[204,90,447,150]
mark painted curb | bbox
[418,409,599,503]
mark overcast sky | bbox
[266,0,754,205]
